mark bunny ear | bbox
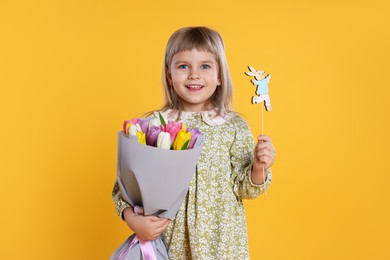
[245,71,256,76]
[248,66,256,73]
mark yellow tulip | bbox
[136,131,146,145]
[173,129,191,150]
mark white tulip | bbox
[157,132,171,150]
[129,123,140,136]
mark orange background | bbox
[1,0,390,259]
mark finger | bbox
[256,153,275,167]
[154,218,170,227]
[255,148,275,163]
[257,144,276,155]
[148,217,170,228]
[145,215,161,221]
[256,147,275,159]
[255,145,275,158]
[259,154,274,164]
[255,142,273,151]
[256,137,275,152]
[256,153,271,164]
[151,220,171,239]
[255,140,275,153]
[257,135,272,143]
[156,219,170,232]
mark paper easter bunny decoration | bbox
[245,65,272,199]
[245,66,272,111]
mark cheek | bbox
[171,71,186,83]
[213,72,221,85]
[168,71,181,86]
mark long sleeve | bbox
[230,116,272,199]
[112,179,131,219]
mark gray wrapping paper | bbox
[116,132,202,219]
[112,131,203,259]
[110,234,169,260]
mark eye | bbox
[178,64,189,69]
[201,64,211,69]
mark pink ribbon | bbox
[117,206,157,260]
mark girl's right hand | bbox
[123,207,170,241]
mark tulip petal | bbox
[128,124,138,136]
[146,125,161,147]
[187,127,203,148]
[173,130,191,150]
[149,118,161,130]
[157,132,171,150]
[136,131,146,145]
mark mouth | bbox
[186,84,204,90]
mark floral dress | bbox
[112,109,272,259]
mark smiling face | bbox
[167,49,221,112]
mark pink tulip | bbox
[130,118,140,124]
[123,118,140,134]
[123,120,131,134]
[164,121,183,144]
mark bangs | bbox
[165,27,223,66]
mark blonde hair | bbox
[161,26,233,115]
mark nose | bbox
[188,68,200,80]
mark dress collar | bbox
[154,109,234,126]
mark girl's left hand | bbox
[253,135,276,172]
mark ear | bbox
[248,66,256,73]
[245,71,256,76]
[166,70,172,86]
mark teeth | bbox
[187,85,203,89]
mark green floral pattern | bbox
[112,110,272,259]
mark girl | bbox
[112,26,276,259]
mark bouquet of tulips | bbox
[111,112,203,260]
[122,113,203,150]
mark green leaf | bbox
[158,112,167,127]
[181,140,190,150]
